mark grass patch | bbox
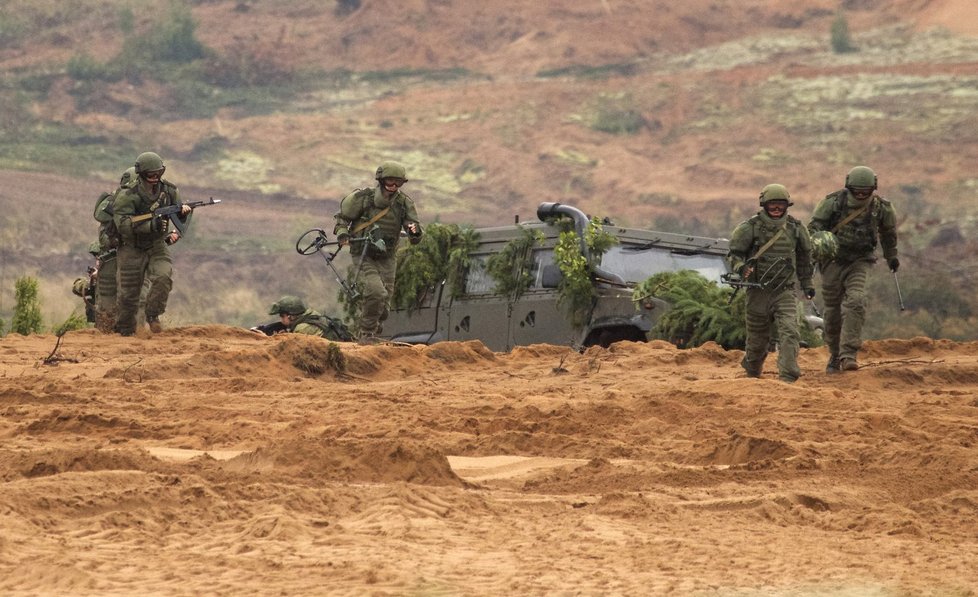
[537,62,639,80]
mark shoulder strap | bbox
[832,201,870,233]
[353,206,391,234]
[752,228,784,260]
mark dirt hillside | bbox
[1,328,976,594]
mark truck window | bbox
[600,245,727,284]
[463,256,494,295]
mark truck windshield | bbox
[600,245,727,284]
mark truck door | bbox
[446,254,511,352]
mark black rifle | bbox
[721,257,792,303]
[130,198,222,239]
[250,321,288,335]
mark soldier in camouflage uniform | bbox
[809,166,898,373]
[726,184,816,383]
[333,161,423,343]
[261,296,353,340]
[112,152,192,336]
[93,166,138,332]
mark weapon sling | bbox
[352,207,390,234]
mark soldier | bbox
[809,166,898,373]
[111,152,192,336]
[255,295,353,340]
[333,161,423,344]
[93,166,138,332]
[726,184,816,383]
[71,242,102,324]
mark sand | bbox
[1,327,976,595]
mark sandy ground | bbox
[1,327,976,595]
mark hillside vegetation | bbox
[1,0,977,338]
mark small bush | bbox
[831,12,856,54]
[11,276,43,335]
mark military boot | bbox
[826,356,841,374]
[839,357,858,371]
[147,316,163,334]
[740,355,762,378]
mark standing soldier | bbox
[333,161,423,343]
[809,166,899,373]
[92,166,138,332]
[112,152,191,336]
[726,184,816,383]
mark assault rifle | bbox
[250,321,288,335]
[130,198,222,240]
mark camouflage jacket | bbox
[333,187,422,258]
[726,212,814,292]
[112,179,184,249]
[290,309,353,341]
[809,189,898,262]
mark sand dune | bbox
[1,327,976,594]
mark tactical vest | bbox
[124,181,178,248]
[746,214,804,290]
[825,190,881,258]
[345,188,409,258]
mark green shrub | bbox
[393,223,480,311]
[11,276,43,335]
[831,11,855,54]
[486,226,544,299]
[553,218,618,329]
[66,53,112,81]
[588,93,646,135]
[633,270,746,349]
[53,312,89,335]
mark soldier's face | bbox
[142,168,164,184]
[764,201,788,218]
[382,178,405,194]
[850,187,873,200]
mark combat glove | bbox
[887,257,900,273]
[804,288,816,300]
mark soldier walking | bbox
[111,152,191,336]
[809,166,899,373]
[727,184,816,383]
[333,161,423,343]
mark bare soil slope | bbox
[1,328,976,594]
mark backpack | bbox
[94,191,121,249]
[294,313,354,341]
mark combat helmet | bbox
[811,230,839,262]
[134,152,165,177]
[269,295,306,316]
[758,183,794,207]
[845,166,877,191]
[375,161,408,183]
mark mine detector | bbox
[380,202,731,351]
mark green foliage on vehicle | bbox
[11,275,43,335]
[633,270,747,349]
[486,226,544,299]
[553,218,618,329]
[393,222,480,312]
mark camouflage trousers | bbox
[115,241,173,335]
[355,254,396,337]
[820,258,872,362]
[743,287,801,382]
[95,254,149,333]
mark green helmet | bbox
[375,161,408,182]
[811,230,839,262]
[758,183,793,207]
[845,166,877,190]
[120,166,137,187]
[134,152,165,175]
[88,241,102,256]
[269,295,306,316]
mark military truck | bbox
[380,202,732,351]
